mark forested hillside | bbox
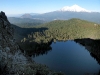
[8,17,45,27]
[23,18,100,42]
[19,18,100,55]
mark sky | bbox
[0,0,100,15]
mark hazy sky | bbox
[0,0,100,15]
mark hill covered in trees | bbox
[24,18,100,42]
[8,17,45,27]
[19,18,100,55]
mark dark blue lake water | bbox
[33,40,100,75]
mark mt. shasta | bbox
[60,4,91,12]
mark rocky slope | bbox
[0,11,64,75]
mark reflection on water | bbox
[20,39,53,57]
[31,42,52,57]
[74,38,100,65]
[33,38,100,75]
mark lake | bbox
[33,39,100,75]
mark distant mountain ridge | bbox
[21,14,33,18]
[31,11,100,24]
[11,11,100,24]
[8,5,100,24]
[21,13,39,18]
[19,5,100,23]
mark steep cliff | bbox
[0,11,28,74]
[0,11,64,75]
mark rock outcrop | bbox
[0,11,28,74]
[0,11,64,75]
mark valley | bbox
[6,9,100,74]
[10,17,100,75]
[9,15,100,74]
[1,2,100,75]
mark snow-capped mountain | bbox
[60,4,91,12]
[11,4,100,24]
